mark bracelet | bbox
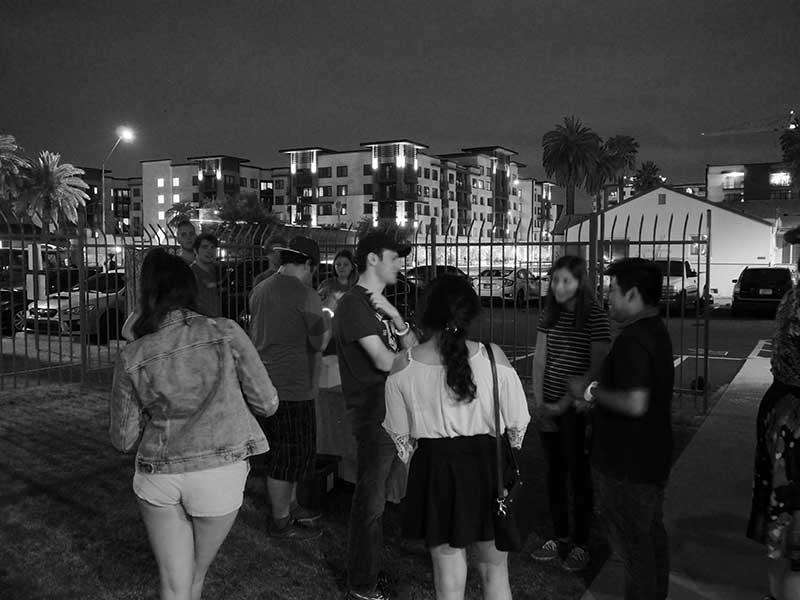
[322,307,334,319]
[394,321,411,337]
[584,381,599,403]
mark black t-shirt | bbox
[334,286,400,424]
[592,314,674,484]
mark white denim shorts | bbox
[133,460,250,517]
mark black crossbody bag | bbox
[485,343,525,552]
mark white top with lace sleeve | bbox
[383,343,531,463]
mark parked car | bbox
[473,267,549,306]
[732,266,797,317]
[653,259,701,310]
[22,271,126,343]
[0,286,26,335]
[404,265,471,290]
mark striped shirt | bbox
[538,301,611,404]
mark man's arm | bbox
[587,385,650,417]
[358,335,401,372]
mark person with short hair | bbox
[252,234,287,289]
[110,248,278,600]
[568,257,674,600]
[249,236,333,541]
[334,232,418,600]
[175,219,197,264]
[384,274,530,599]
[190,233,222,317]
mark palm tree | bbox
[780,128,800,198]
[166,200,196,228]
[604,135,639,207]
[542,116,602,215]
[632,160,663,194]
[25,151,89,232]
[0,134,30,214]
[584,146,617,208]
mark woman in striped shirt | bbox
[531,255,611,572]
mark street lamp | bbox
[101,126,135,234]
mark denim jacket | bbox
[109,309,279,474]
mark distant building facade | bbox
[706,162,795,219]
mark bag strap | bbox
[485,343,504,499]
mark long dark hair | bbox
[132,248,198,338]
[540,255,595,331]
[333,249,357,283]
[420,274,480,402]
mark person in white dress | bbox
[383,274,530,600]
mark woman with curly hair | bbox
[383,274,530,599]
[748,226,800,600]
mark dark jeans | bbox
[593,468,669,600]
[346,419,397,593]
[540,412,593,545]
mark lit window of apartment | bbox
[340,205,347,215]
[448,191,454,201]
[472,194,477,204]
[318,186,332,197]
[472,178,478,188]
[158,211,165,220]
[722,172,744,190]
[173,194,180,203]
[771,172,792,187]
[157,194,165,204]
[478,180,484,189]
[337,185,348,196]
[260,181,271,191]
[172,177,180,187]
[336,166,348,177]
[157,178,164,188]
[417,185,422,195]
[423,186,430,197]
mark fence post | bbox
[588,213,598,289]
[703,209,712,414]
[77,210,88,384]
[430,218,438,270]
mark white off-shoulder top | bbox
[383,343,531,463]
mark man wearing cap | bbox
[334,232,418,600]
[249,236,333,540]
[252,233,287,289]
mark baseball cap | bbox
[273,236,320,265]
[356,232,412,264]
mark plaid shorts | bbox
[257,399,316,482]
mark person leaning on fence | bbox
[249,235,334,540]
[383,274,530,600]
[566,257,674,600]
[530,255,610,572]
[747,224,800,600]
[333,232,418,600]
[175,219,197,264]
[190,233,222,317]
[109,248,278,600]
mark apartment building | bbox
[603,180,707,207]
[706,162,795,219]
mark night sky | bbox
[2,0,797,183]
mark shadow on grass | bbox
[0,383,706,599]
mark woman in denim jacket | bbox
[110,249,278,600]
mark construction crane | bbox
[700,109,797,137]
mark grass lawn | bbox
[0,382,702,600]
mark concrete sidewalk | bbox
[582,356,771,600]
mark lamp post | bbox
[100,126,134,234]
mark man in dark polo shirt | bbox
[334,232,417,600]
[250,236,332,541]
[570,257,674,600]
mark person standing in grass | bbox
[110,248,278,600]
[568,258,674,600]
[530,255,610,571]
[383,275,530,599]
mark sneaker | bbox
[267,520,322,541]
[290,503,322,525]
[531,539,561,562]
[345,591,389,600]
[563,546,590,572]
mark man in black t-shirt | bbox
[569,258,674,600]
[334,233,417,600]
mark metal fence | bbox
[0,209,711,412]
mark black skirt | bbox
[403,434,497,548]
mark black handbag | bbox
[485,343,525,552]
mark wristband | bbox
[584,381,599,403]
[322,307,334,319]
[394,321,411,337]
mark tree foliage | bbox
[781,129,800,191]
[217,191,281,226]
[25,151,89,232]
[0,134,30,214]
[542,116,602,215]
[632,160,663,194]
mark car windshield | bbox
[83,274,124,293]
[479,269,513,277]
[654,261,686,277]
[740,269,792,286]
